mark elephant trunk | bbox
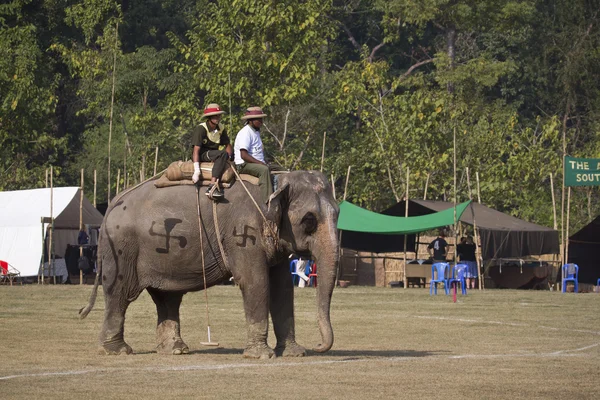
[311,223,339,353]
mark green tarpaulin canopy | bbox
[337,200,471,234]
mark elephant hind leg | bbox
[99,294,134,355]
[148,289,189,355]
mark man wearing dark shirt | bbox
[190,103,233,200]
[427,230,448,262]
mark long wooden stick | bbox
[550,173,557,230]
[475,172,481,203]
[330,174,336,200]
[467,168,483,290]
[423,173,430,200]
[116,168,121,195]
[93,169,97,208]
[80,169,84,285]
[403,167,409,289]
[50,166,54,284]
[565,187,571,266]
[453,128,457,266]
[107,22,119,203]
[320,131,326,172]
[343,166,352,201]
[154,146,159,176]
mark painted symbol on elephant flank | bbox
[233,225,257,247]
[149,218,188,254]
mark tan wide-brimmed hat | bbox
[240,106,267,120]
[203,103,226,117]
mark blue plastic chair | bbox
[447,264,468,295]
[290,259,312,286]
[430,262,450,295]
[561,263,579,293]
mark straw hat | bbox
[240,106,267,120]
[203,103,225,118]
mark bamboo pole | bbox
[49,166,54,284]
[93,170,97,208]
[423,173,430,200]
[228,72,233,135]
[467,168,483,290]
[453,128,457,267]
[45,169,48,187]
[123,140,127,189]
[79,169,84,285]
[565,187,571,266]
[338,166,352,286]
[343,166,352,201]
[475,172,481,203]
[403,167,409,289]
[330,174,336,200]
[320,132,326,172]
[550,173,557,230]
[116,168,121,195]
[107,22,119,204]
[140,154,145,182]
[154,146,159,176]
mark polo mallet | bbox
[196,186,219,347]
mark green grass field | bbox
[1,284,599,399]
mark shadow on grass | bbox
[185,348,445,359]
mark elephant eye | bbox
[301,212,318,234]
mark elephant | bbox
[79,170,340,359]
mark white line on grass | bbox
[413,315,600,335]
[1,343,598,382]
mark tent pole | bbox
[475,172,481,204]
[153,146,158,176]
[453,128,457,268]
[338,166,352,286]
[320,132,326,172]
[330,174,336,200]
[80,169,84,285]
[116,168,121,195]
[45,168,48,188]
[467,167,483,290]
[343,166,351,201]
[567,186,571,256]
[93,170,97,208]
[403,167,409,289]
[107,22,118,204]
[50,166,55,284]
[549,173,557,230]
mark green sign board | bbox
[564,156,600,186]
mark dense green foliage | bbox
[1,0,599,232]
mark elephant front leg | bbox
[148,289,189,355]
[270,263,306,357]
[240,274,275,359]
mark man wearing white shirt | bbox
[234,106,272,202]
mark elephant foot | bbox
[275,341,307,357]
[156,338,189,355]
[243,344,275,360]
[99,340,133,355]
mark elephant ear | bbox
[266,181,289,221]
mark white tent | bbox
[0,187,104,277]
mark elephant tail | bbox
[79,255,102,319]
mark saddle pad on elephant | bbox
[154,172,259,188]
[164,160,235,183]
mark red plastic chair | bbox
[308,262,317,287]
